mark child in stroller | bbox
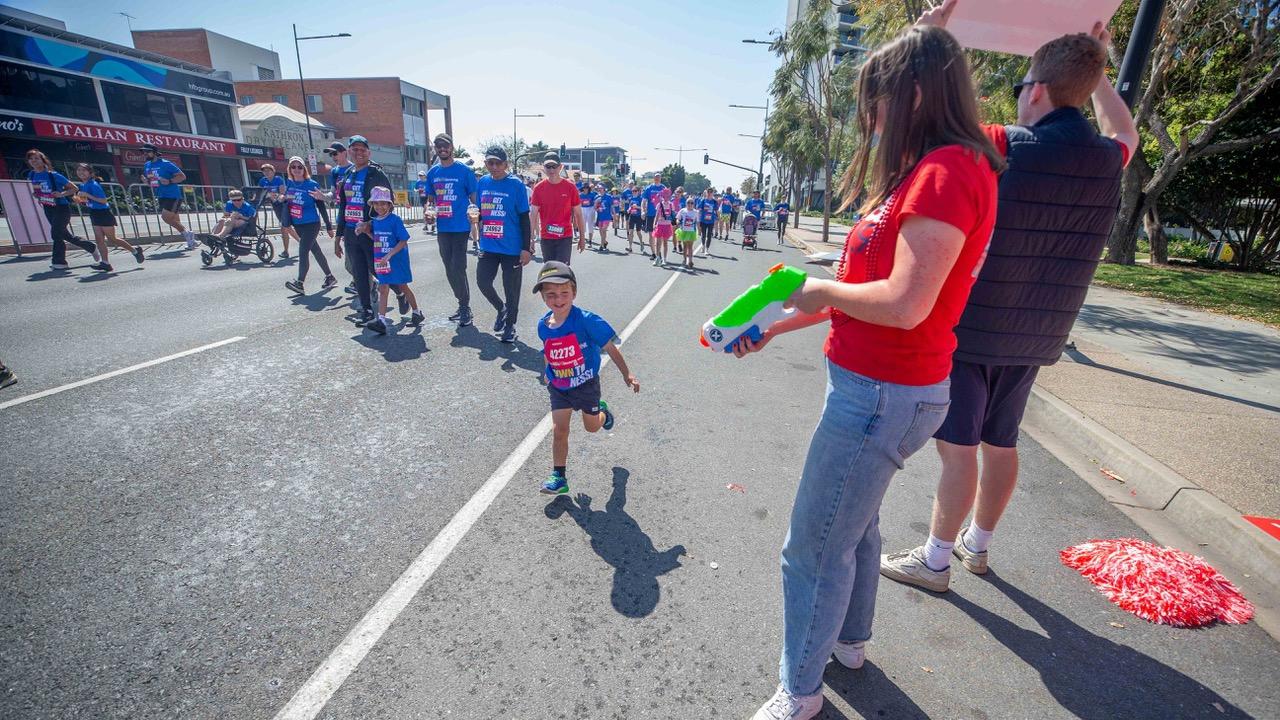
[740,212,759,249]
[199,188,275,266]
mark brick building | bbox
[232,78,452,190]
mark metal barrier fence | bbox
[0,181,433,251]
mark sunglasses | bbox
[289,164,305,169]
[1012,80,1039,100]
[484,159,504,165]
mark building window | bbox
[306,94,323,113]
[192,99,235,139]
[272,94,288,105]
[342,93,358,112]
[0,60,102,121]
[101,82,191,134]
[240,95,255,106]
[257,66,275,80]
[401,96,423,117]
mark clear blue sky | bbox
[12,0,787,189]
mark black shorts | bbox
[272,201,290,227]
[933,360,1040,448]
[158,197,182,213]
[89,208,117,227]
[548,377,602,414]
[627,214,643,230]
[540,237,574,265]
[644,215,656,233]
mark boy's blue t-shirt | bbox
[286,178,322,225]
[259,174,286,199]
[413,179,429,200]
[476,174,530,256]
[775,202,790,214]
[224,201,256,219]
[745,198,765,217]
[143,159,183,199]
[538,306,617,391]
[426,161,478,232]
[30,171,71,207]
[720,194,735,213]
[79,179,110,210]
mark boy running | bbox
[536,261,639,495]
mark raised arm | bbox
[1089,23,1139,165]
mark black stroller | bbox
[199,187,276,267]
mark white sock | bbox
[922,535,954,572]
[963,523,994,553]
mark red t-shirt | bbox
[531,179,581,239]
[824,145,999,386]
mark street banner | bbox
[947,0,1123,56]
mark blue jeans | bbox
[780,358,951,696]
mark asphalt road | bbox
[1,227,1277,719]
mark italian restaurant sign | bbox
[26,117,281,159]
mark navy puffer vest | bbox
[953,107,1123,366]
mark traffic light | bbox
[619,162,629,177]
[703,153,709,165]
[560,143,567,157]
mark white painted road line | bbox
[272,271,682,720]
[0,336,247,412]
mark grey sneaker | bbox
[752,685,822,720]
[953,529,989,575]
[831,640,865,670]
[879,547,950,593]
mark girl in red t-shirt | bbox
[738,24,1004,720]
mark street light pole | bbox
[1115,0,1167,108]
[293,25,351,152]
[513,109,545,170]
[729,102,768,196]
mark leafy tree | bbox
[659,163,687,190]
[741,175,758,195]
[684,172,712,195]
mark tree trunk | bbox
[821,151,833,242]
[1105,166,1146,265]
[1145,206,1168,264]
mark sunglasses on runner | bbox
[484,159,504,166]
[1012,80,1039,100]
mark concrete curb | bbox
[1023,383,1280,608]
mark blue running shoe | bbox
[541,473,569,495]
[599,400,614,431]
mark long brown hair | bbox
[839,25,1004,214]
[24,149,52,171]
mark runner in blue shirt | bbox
[140,143,196,249]
[745,190,766,219]
[697,188,718,256]
[426,133,478,326]
[258,163,296,258]
[773,200,791,244]
[475,146,533,343]
[579,184,599,248]
[74,162,144,271]
[25,149,98,269]
[593,183,613,251]
[641,174,668,236]
[283,156,337,296]
[718,188,735,240]
[413,170,435,235]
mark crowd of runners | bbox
[7,4,1143,718]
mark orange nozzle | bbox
[699,334,710,348]
[769,262,784,273]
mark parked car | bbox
[759,209,778,231]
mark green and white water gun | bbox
[700,263,808,353]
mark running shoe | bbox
[879,547,950,593]
[493,306,507,333]
[541,473,569,495]
[285,280,305,295]
[448,308,463,321]
[752,686,822,720]
[599,400,614,431]
[344,284,358,295]
[457,307,474,327]
[365,317,388,335]
[353,311,375,327]
[91,247,101,263]
[831,640,866,670]
[133,247,145,264]
[281,250,290,259]
[184,231,197,250]
[321,275,339,290]
[397,292,410,315]
[0,367,16,390]
[49,262,69,270]
[953,529,990,575]
[500,324,517,344]
[409,309,425,327]
[96,262,114,272]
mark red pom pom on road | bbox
[1060,538,1254,627]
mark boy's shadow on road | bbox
[449,324,543,375]
[941,572,1249,719]
[544,467,685,618]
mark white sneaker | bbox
[880,546,951,593]
[752,685,823,720]
[91,246,101,262]
[831,640,865,670]
[184,231,197,249]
